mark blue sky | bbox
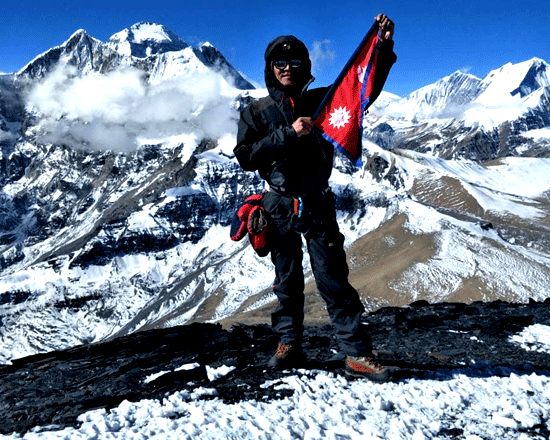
[1,0,548,97]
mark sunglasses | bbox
[273,59,303,70]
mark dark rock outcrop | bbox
[1,300,550,436]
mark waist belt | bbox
[269,185,332,221]
[268,184,331,198]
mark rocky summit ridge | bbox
[1,300,549,437]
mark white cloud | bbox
[25,65,239,152]
[310,39,336,74]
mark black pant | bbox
[264,190,372,356]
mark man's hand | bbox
[375,13,394,42]
[292,117,315,137]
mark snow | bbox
[106,23,178,58]
[523,128,550,141]
[131,23,173,44]
[458,60,547,128]
[390,147,550,211]
[510,324,550,354]
[375,58,550,130]
[390,211,550,303]
[1,325,549,439]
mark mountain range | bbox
[16,22,254,89]
[1,22,549,364]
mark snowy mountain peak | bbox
[423,70,483,100]
[106,22,188,58]
[381,69,483,120]
[17,28,103,79]
[193,41,255,89]
[128,22,180,44]
[374,56,550,130]
[477,57,550,105]
[511,57,550,97]
[13,23,254,90]
[447,70,480,81]
[67,29,90,41]
[194,41,225,64]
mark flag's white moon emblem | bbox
[357,65,367,83]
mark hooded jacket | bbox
[234,34,396,197]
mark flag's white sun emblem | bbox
[329,106,351,129]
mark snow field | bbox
[510,324,550,355]
[4,368,549,440]
[2,324,549,440]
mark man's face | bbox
[273,59,302,88]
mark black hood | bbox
[264,35,313,99]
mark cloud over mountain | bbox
[26,64,239,151]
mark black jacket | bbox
[234,35,396,197]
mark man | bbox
[234,14,396,381]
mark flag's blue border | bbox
[320,132,363,167]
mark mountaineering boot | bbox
[345,356,389,382]
[268,343,304,368]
